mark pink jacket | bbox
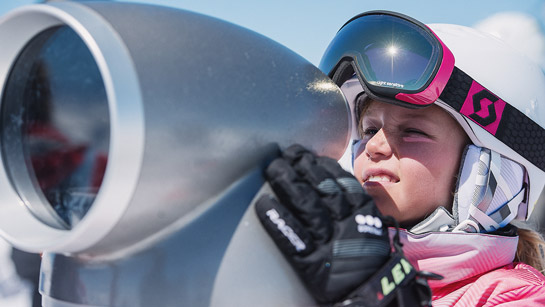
[392,228,545,306]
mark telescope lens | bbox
[1,26,110,229]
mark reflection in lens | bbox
[320,13,441,92]
[356,15,438,91]
[1,26,109,229]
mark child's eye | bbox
[362,127,378,136]
[405,128,427,136]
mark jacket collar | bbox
[389,227,518,288]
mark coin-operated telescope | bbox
[0,1,350,306]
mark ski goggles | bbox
[320,10,545,173]
[319,10,455,107]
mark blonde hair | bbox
[515,226,545,274]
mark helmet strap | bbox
[452,145,527,232]
[408,145,527,234]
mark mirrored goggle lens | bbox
[320,13,442,93]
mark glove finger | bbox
[283,148,350,220]
[265,158,333,242]
[282,145,338,190]
[317,156,375,212]
[255,195,314,256]
[280,144,311,164]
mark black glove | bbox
[255,144,391,304]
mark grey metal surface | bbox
[0,1,350,306]
[78,1,349,256]
[41,171,317,307]
[41,162,284,306]
[210,183,316,306]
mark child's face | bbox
[353,100,468,227]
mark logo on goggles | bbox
[460,81,506,135]
[371,80,405,89]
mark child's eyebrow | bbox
[362,110,438,124]
[401,114,437,124]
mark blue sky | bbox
[0,0,543,65]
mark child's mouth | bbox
[364,175,399,183]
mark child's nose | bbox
[365,129,392,160]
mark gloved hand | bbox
[255,144,391,304]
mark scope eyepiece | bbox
[2,25,110,230]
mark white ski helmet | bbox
[320,11,545,225]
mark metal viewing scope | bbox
[0,1,350,306]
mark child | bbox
[258,10,545,306]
